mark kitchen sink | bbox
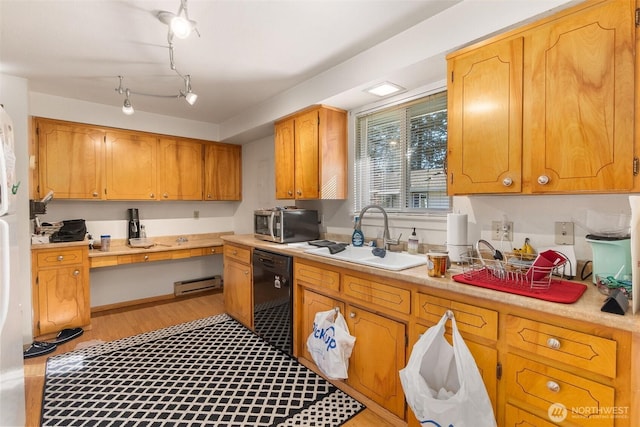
[305,245,427,271]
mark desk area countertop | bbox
[32,232,233,268]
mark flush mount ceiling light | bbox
[114,0,199,114]
[366,82,405,97]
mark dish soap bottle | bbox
[352,217,364,247]
[408,227,419,254]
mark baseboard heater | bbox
[174,275,222,296]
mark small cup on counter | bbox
[427,252,449,277]
[100,235,111,252]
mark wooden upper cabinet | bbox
[158,138,203,200]
[525,0,635,193]
[274,105,347,200]
[447,0,636,195]
[105,130,158,200]
[447,37,523,194]
[36,118,105,199]
[274,118,296,199]
[204,143,242,201]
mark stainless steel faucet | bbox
[355,204,401,250]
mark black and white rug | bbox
[41,314,364,426]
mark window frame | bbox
[353,86,451,216]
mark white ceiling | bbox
[0,0,577,142]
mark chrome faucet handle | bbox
[384,233,402,249]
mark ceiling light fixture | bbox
[114,0,199,114]
[366,82,405,97]
[157,0,199,40]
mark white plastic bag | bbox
[399,312,496,426]
[306,309,356,379]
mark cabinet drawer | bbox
[343,274,410,314]
[415,294,498,341]
[224,244,251,264]
[506,354,615,427]
[294,261,340,292]
[195,246,223,257]
[117,252,172,264]
[36,248,84,267]
[90,255,118,268]
[505,404,557,427]
[506,315,617,378]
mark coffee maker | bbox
[127,208,140,242]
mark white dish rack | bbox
[459,250,568,291]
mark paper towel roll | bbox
[447,213,468,245]
[629,196,639,314]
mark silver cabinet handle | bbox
[163,193,168,198]
[150,193,155,198]
[537,175,550,185]
[502,177,513,187]
[207,194,212,199]
[144,255,149,261]
[57,255,64,261]
[73,270,80,276]
[546,337,561,349]
[244,270,249,276]
[288,190,293,196]
[349,312,356,318]
[546,381,560,393]
[92,192,99,197]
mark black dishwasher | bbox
[252,249,293,355]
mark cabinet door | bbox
[36,265,90,336]
[37,119,105,199]
[412,323,498,417]
[294,110,320,199]
[158,138,203,200]
[204,143,242,200]
[447,37,523,194]
[525,0,635,193]
[223,258,252,328]
[298,289,344,362]
[346,305,406,418]
[274,118,296,199]
[105,131,158,200]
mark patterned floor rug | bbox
[41,314,364,426]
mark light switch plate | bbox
[554,222,574,245]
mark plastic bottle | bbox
[140,224,147,239]
[352,217,364,247]
[408,227,419,254]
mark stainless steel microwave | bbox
[254,208,319,243]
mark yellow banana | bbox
[523,238,534,255]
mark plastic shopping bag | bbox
[306,309,356,379]
[399,312,496,427]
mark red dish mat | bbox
[452,272,588,304]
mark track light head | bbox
[157,0,198,40]
[185,91,198,105]
[122,89,134,115]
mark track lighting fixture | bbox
[157,0,199,40]
[114,0,198,115]
[122,89,134,115]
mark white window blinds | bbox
[355,91,449,213]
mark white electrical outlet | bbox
[193,210,200,219]
[554,221,574,245]
[492,220,513,241]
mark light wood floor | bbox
[23,292,399,427]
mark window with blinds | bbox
[354,91,450,213]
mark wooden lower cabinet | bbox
[345,304,406,418]
[32,245,90,336]
[291,256,636,427]
[223,244,252,328]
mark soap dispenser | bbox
[352,217,364,247]
[408,227,419,254]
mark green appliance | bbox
[586,235,631,284]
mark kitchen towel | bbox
[447,213,468,245]
[628,196,639,314]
